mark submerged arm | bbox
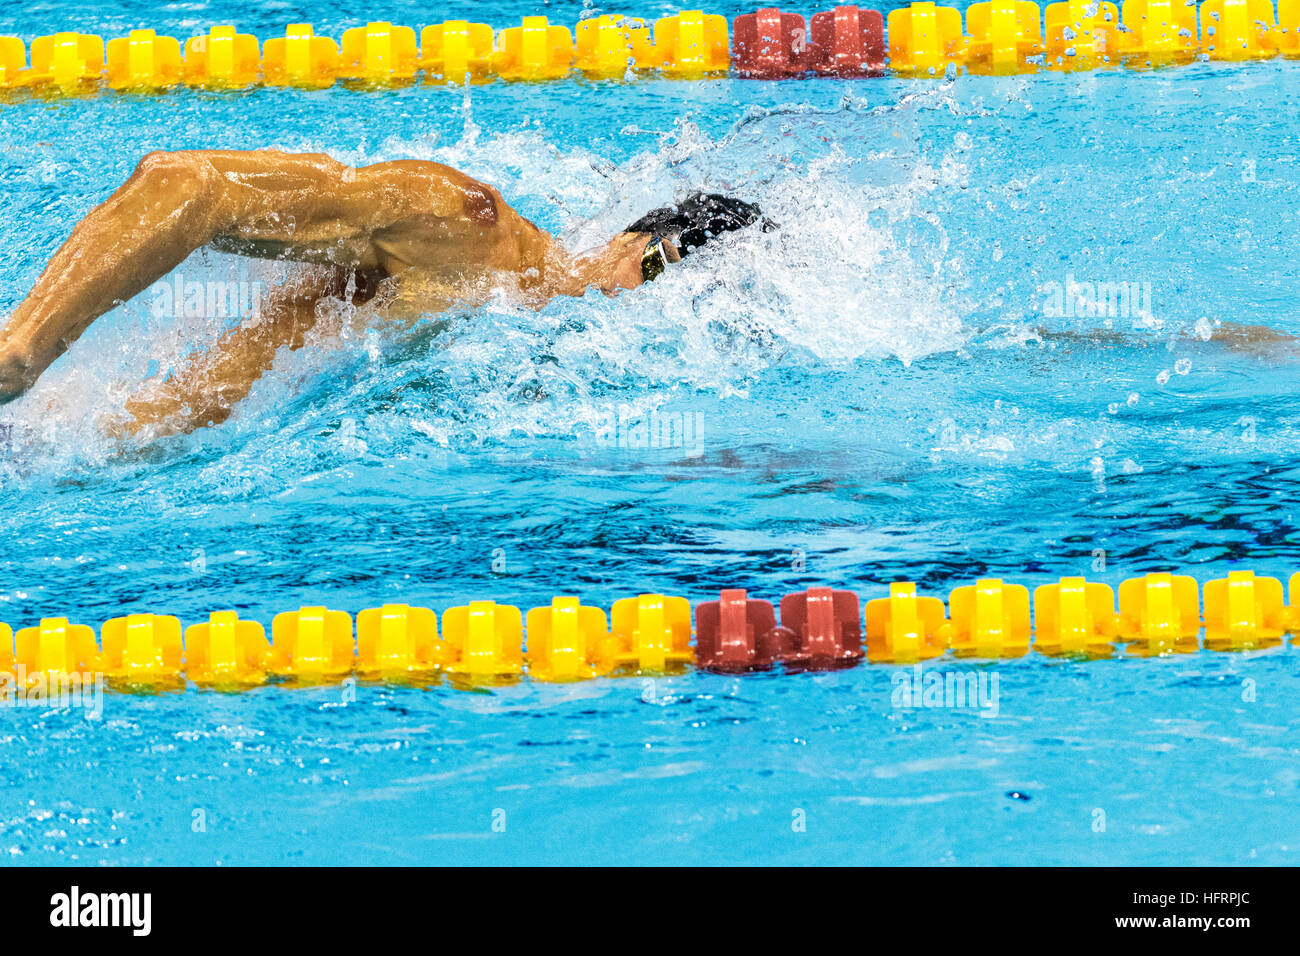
[120,265,372,436]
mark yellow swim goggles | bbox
[640,235,681,283]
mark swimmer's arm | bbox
[1033,322,1300,353]
[120,268,346,435]
[1202,322,1300,353]
[0,149,528,402]
[0,150,360,401]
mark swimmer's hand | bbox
[0,348,34,404]
[120,384,216,438]
[1204,322,1300,356]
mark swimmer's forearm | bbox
[124,270,337,434]
[0,152,233,399]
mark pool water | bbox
[2,0,1300,865]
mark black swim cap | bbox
[624,192,771,256]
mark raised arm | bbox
[0,149,552,403]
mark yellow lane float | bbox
[356,603,442,675]
[339,21,418,84]
[965,0,1045,74]
[576,14,656,77]
[100,613,183,684]
[106,29,181,90]
[494,16,574,80]
[183,610,269,685]
[262,24,339,87]
[946,578,1032,658]
[1121,0,1200,64]
[864,582,948,663]
[1200,0,1278,59]
[0,37,24,87]
[600,593,694,673]
[1032,577,1118,656]
[1202,570,1286,650]
[183,25,260,86]
[440,600,524,680]
[268,606,356,679]
[525,596,609,680]
[14,617,99,686]
[1044,0,1129,68]
[1280,0,1300,53]
[22,32,103,89]
[419,20,495,82]
[887,2,967,74]
[654,10,730,76]
[1118,572,1202,655]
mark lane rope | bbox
[1,570,1296,689]
[0,2,1294,94]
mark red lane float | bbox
[778,586,864,669]
[732,6,885,78]
[732,8,817,77]
[809,5,886,75]
[694,588,795,670]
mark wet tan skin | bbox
[0,149,679,433]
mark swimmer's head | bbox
[623,192,772,280]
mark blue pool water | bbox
[2,0,1300,864]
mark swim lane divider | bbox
[1,570,1297,691]
[0,1,1297,94]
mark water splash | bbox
[2,91,979,478]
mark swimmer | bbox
[0,149,767,433]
